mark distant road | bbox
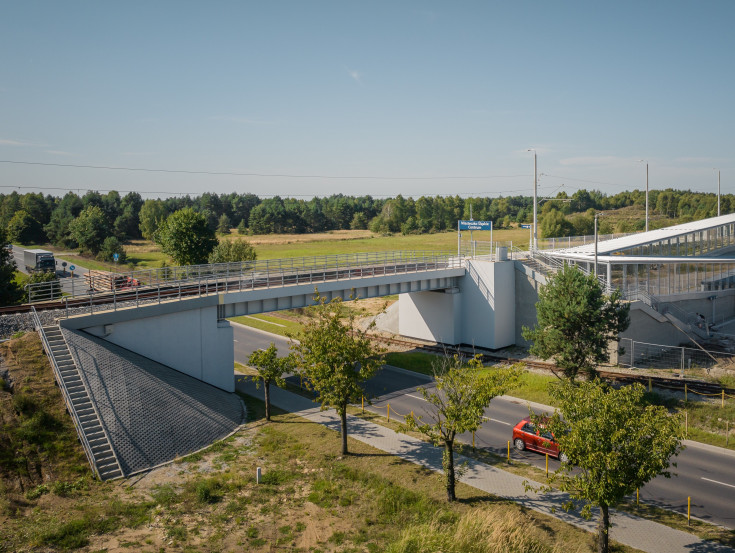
[232,323,735,529]
[11,245,90,295]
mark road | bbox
[11,245,90,295]
[232,323,735,529]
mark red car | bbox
[512,416,569,463]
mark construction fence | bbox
[618,337,735,373]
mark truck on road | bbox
[23,249,56,273]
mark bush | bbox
[208,239,257,264]
[97,236,127,264]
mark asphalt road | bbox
[11,245,90,295]
[232,323,735,529]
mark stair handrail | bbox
[31,307,99,479]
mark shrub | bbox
[97,236,127,264]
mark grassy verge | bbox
[229,313,302,338]
[385,351,735,452]
[341,393,735,549]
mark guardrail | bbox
[30,307,99,479]
[29,251,465,318]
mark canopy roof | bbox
[550,213,735,257]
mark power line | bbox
[0,159,530,181]
[0,183,543,198]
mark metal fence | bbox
[25,250,465,316]
[618,337,735,371]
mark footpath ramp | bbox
[62,328,245,477]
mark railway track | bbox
[3,288,733,396]
[372,334,735,396]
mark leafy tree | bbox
[236,218,248,235]
[7,210,43,244]
[154,207,217,266]
[138,199,168,240]
[98,236,127,264]
[217,214,232,234]
[540,208,573,238]
[522,264,629,379]
[349,212,368,230]
[208,239,257,264]
[291,293,384,455]
[44,192,83,247]
[247,343,293,421]
[403,355,519,502]
[536,380,684,553]
[68,205,110,255]
[0,229,23,305]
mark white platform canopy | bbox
[549,213,735,257]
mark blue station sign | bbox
[458,220,492,231]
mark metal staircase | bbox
[32,311,123,480]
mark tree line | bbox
[1,188,731,253]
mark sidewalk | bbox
[237,377,734,553]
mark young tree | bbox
[402,355,519,502]
[522,264,629,379]
[98,236,127,264]
[536,380,684,553]
[153,207,217,266]
[7,210,43,244]
[291,292,383,455]
[208,239,257,264]
[216,214,232,234]
[247,343,292,421]
[0,229,23,306]
[138,199,167,240]
[68,205,110,255]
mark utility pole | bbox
[528,149,538,252]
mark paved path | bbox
[237,378,734,553]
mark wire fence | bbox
[618,337,735,372]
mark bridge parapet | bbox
[46,251,464,320]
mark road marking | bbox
[233,339,238,342]
[701,477,735,489]
[406,394,427,402]
[488,418,512,426]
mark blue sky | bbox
[1,1,733,200]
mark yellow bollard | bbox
[636,488,639,507]
[688,496,691,526]
[685,410,688,438]
[361,396,364,414]
[545,453,549,477]
[507,441,510,463]
[387,404,390,422]
[649,377,652,393]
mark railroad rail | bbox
[372,334,735,396]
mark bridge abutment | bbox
[398,260,516,350]
[61,301,235,392]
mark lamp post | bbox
[714,168,721,217]
[594,212,600,277]
[638,160,649,232]
[528,149,537,252]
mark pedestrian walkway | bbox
[237,378,734,553]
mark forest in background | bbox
[1,187,731,256]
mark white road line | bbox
[489,418,512,426]
[406,394,427,402]
[701,477,735,489]
[233,339,238,342]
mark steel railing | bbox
[27,250,465,317]
[31,307,99,478]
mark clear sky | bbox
[1,1,733,200]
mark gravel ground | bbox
[0,298,164,339]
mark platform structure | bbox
[540,213,735,297]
